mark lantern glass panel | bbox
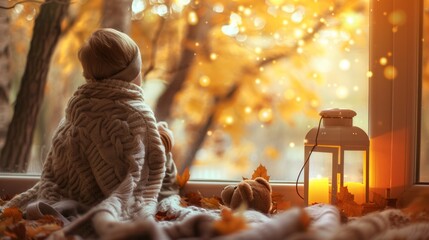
[343,150,366,204]
[308,152,332,204]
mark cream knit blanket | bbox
[4,79,173,224]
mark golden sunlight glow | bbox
[178,0,191,5]
[207,130,213,136]
[188,11,198,25]
[283,4,295,13]
[244,8,252,16]
[230,13,242,25]
[212,3,224,13]
[289,142,295,148]
[210,53,218,60]
[244,107,252,114]
[384,65,398,80]
[225,116,235,125]
[379,57,388,66]
[284,89,295,100]
[264,146,280,160]
[291,11,304,23]
[255,47,262,54]
[258,108,273,123]
[153,5,168,16]
[13,4,24,14]
[294,29,304,38]
[388,10,406,26]
[310,99,319,108]
[199,75,210,87]
[132,0,146,14]
[339,59,351,70]
[336,86,349,99]
[345,15,356,25]
[366,71,373,78]
[268,0,286,6]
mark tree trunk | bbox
[155,5,212,121]
[101,0,132,33]
[0,0,70,172]
[0,7,10,150]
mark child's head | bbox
[78,28,142,82]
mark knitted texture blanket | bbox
[3,79,173,224]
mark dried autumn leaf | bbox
[336,186,363,217]
[2,208,23,223]
[0,218,14,235]
[276,200,292,212]
[176,168,190,188]
[201,197,221,209]
[251,164,270,182]
[372,191,387,209]
[4,221,26,240]
[270,192,291,213]
[183,191,203,207]
[213,208,247,235]
[155,211,178,221]
[26,223,63,239]
[180,196,189,207]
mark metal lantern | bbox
[304,108,369,205]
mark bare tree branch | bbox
[180,84,240,173]
[0,0,71,10]
[142,17,166,80]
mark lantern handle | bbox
[296,116,324,200]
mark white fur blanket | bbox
[39,195,427,240]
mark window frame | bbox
[368,0,424,200]
[0,0,425,205]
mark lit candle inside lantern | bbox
[308,177,329,204]
[345,182,365,204]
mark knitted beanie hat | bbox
[79,28,142,82]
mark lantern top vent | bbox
[320,108,356,127]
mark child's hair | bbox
[78,28,142,82]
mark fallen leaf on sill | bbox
[201,197,222,209]
[336,186,363,217]
[251,164,270,182]
[271,192,291,214]
[176,168,190,189]
[372,191,387,209]
[183,191,203,207]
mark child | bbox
[2,28,178,237]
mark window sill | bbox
[0,175,305,205]
[2,174,427,207]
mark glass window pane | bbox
[2,1,369,182]
[186,1,369,181]
[419,0,429,182]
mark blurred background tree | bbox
[0,0,372,181]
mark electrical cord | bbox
[295,116,323,200]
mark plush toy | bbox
[221,177,272,214]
